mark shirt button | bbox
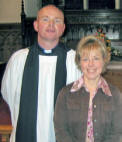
[94,119,97,122]
[94,105,96,108]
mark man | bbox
[1,5,81,142]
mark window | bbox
[65,0,83,9]
[89,0,115,9]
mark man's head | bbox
[33,5,65,45]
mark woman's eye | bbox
[82,58,88,61]
[94,57,100,60]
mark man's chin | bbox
[46,37,59,42]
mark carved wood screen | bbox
[21,0,122,50]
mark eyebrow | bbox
[38,15,64,20]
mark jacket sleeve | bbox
[54,88,76,142]
[104,87,122,142]
[112,89,122,142]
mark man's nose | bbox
[49,20,55,27]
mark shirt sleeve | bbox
[1,48,28,123]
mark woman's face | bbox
[80,48,104,82]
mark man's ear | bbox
[33,20,38,32]
[63,24,66,33]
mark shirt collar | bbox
[70,75,112,96]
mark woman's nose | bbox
[88,59,94,66]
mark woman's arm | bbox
[54,88,75,142]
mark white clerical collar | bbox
[43,49,52,54]
[38,44,53,54]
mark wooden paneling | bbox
[103,61,122,93]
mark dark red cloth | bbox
[0,96,11,125]
[0,96,12,141]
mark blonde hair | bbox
[75,35,111,73]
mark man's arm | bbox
[1,49,28,119]
[66,49,81,85]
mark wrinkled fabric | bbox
[1,47,81,142]
[54,80,122,142]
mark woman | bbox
[54,35,122,142]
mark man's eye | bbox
[55,19,63,23]
[41,18,49,22]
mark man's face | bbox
[34,6,65,43]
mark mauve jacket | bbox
[54,82,122,142]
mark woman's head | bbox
[75,35,111,80]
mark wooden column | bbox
[21,0,26,47]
